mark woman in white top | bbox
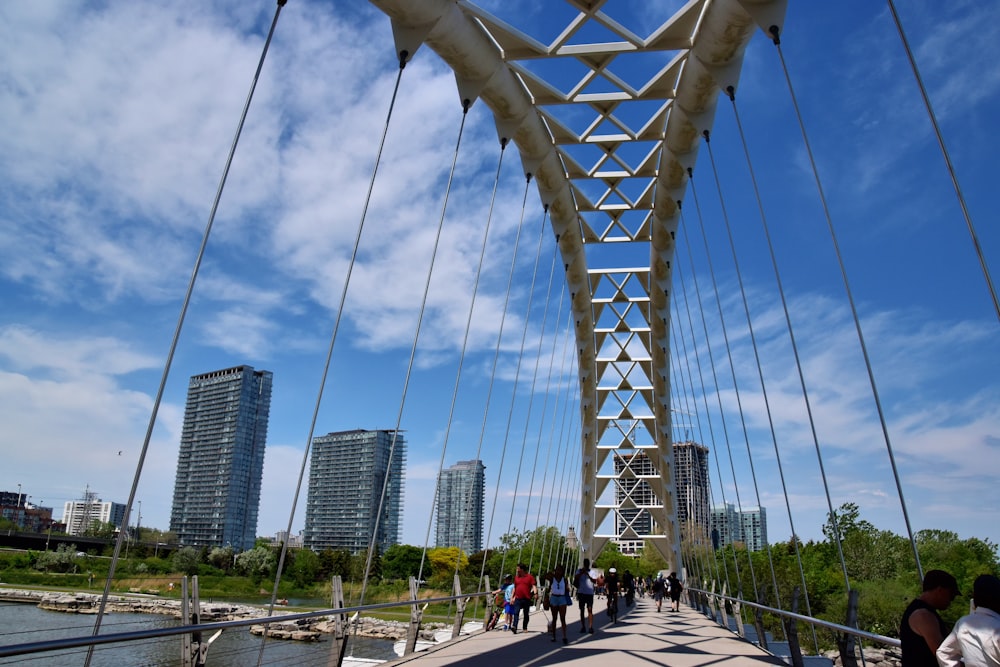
[548,563,573,644]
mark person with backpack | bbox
[667,571,684,612]
[651,575,666,612]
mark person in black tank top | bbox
[900,569,961,667]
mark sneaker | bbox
[563,637,568,645]
[588,627,594,634]
[580,626,587,633]
[511,627,517,635]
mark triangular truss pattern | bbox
[369,0,783,570]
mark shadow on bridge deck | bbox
[388,598,787,667]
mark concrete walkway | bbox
[387,597,786,667]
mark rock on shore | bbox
[0,588,446,642]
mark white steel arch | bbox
[368,0,787,571]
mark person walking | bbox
[900,569,961,667]
[510,563,537,635]
[937,574,1000,667]
[651,574,665,612]
[667,571,683,612]
[574,558,598,634]
[547,564,572,644]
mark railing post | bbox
[786,586,804,667]
[326,575,348,667]
[450,574,467,639]
[403,576,424,655]
[718,581,730,631]
[732,587,746,639]
[837,589,861,667]
[483,576,493,629]
[180,575,208,667]
[755,593,769,650]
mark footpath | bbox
[386,596,787,667]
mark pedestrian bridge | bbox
[1,0,996,664]
[391,598,788,667]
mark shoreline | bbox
[0,587,449,642]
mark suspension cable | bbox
[477,175,534,586]
[496,206,550,570]
[768,25,924,579]
[264,44,413,655]
[414,136,509,588]
[725,89,853,599]
[360,98,473,610]
[883,4,999,322]
[518,242,562,571]
[85,3,288,666]
[686,174,758,602]
[676,231,740,604]
[700,129,789,616]
[527,305,570,575]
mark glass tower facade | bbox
[710,502,768,552]
[170,365,272,551]
[304,429,405,554]
[672,440,711,541]
[435,459,485,554]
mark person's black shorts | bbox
[577,593,594,610]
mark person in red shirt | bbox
[511,562,537,634]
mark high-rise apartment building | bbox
[62,490,126,536]
[304,429,406,554]
[435,459,485,554]
[710,502,768,552]
[169,365,272,551]
[611,441,710,554]
[739,506,767,552]
[672,440,711,541]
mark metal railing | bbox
[1,575,494,666]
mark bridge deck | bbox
[389,598,786,667]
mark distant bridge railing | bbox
[1,575,494,666]
[688,586,900,667]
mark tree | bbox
[235,546,276,583]
[822,502,875,543]
[318,549,352,580]
[287,549,320,587]
[83,520,118,540]
[34,544,79,573]
[207,546,235,573]
[172,547,201,576]
[382,544,424,581]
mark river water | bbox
[0,602,396,666]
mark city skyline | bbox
[1,1,997,552]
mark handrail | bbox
[0,590,491,659]
[689,587,901,648]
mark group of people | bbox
[901,569,1000,667]
[487,558,686,644]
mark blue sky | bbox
[1,0,998,554]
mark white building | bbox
[62,494,127,536]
